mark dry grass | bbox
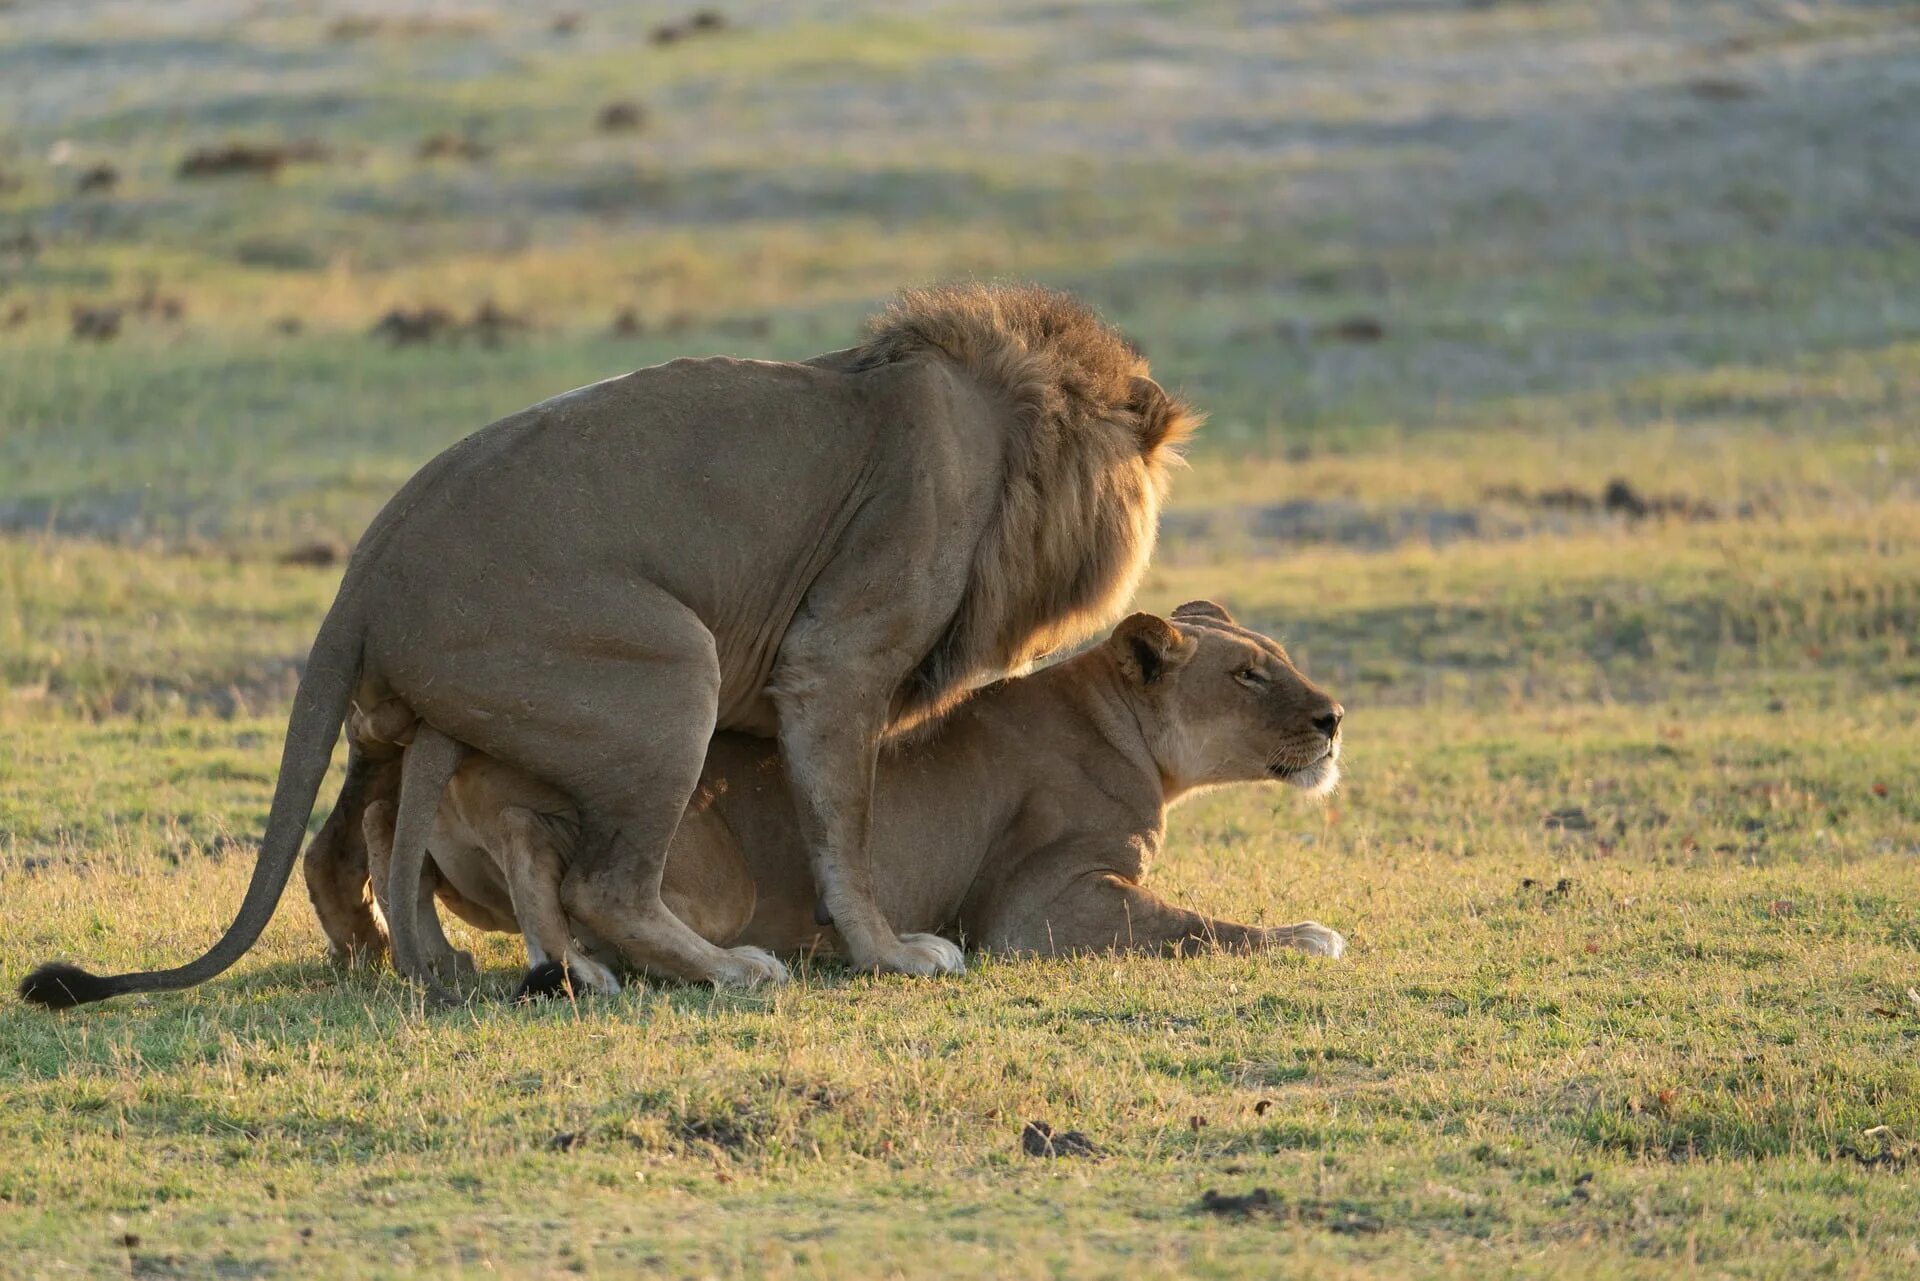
[3,1,1918,1275]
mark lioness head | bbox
[1108,601,1343,798]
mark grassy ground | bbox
[2,0,1918,1276]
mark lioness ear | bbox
[1112,613,1196,686]
[1171,599,1235,625]
[1129,375,1198,454]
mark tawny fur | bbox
[329,604,1347,982]
[851,284,1198,725]
[25,281,1196,1008]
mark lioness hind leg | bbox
[498,807,619,998]
[302,742,394,966]
[362,798,475,983]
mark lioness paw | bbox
[871,932,966,977]
[1282,922,1346,959]
[711,945,789,989]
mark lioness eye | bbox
[1234,668,1269,689]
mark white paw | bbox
[565,951,623,996]
[711,945,790,988]
[1286,922,1346,959]
[875,932,966,977]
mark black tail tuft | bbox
[19,962,118,1010]
[512,961,574,1004]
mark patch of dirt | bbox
[1484,477,1736,523]
[417,133,491,162]
[676,1116,750,1151]
[1195,1187,1384,1233]
[468,298,529,347]
[326,15,493,40]
[1688,77,1758,102]
[1314,315,1386,343]
[1021,1120,1099,1158]
[1162,499,1493,554]
[596,100,646,133]
[1543,807,1593,832]
[370,305,456,346]
[178,140,330,180]
[75,162,118,194]
[279,540,345,567]
[651,10,731,46]
[70,303,121,342]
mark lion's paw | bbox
[870,932,966,977]
[1284,922,1346,959]
[710,945,789,989]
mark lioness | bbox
[347,601,1346,994]
[22,284,1195,1009]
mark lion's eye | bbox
[1234,668,1270,689]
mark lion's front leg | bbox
[772,700,964,976]
[979,869,1344,960]
[770,614,965,978]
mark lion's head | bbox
[1106,600,1343,798]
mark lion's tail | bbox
[19,590,365,1010]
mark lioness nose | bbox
[1313,704,1344,739]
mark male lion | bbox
[333,601,1347,994]
[21,283,1195,1009]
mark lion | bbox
[21,283,1196,1010]
[332,601,1347,995]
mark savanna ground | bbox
[2,0,1918,1275]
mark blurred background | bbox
[5,10,1920,1271]
[1,0,1916,770]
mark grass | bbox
[2,0,1918,1275]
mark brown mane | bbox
[851,282,1200,729]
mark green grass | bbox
[4,679,1917,1276]
[3,0,1919,1275]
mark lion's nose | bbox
[1313,704,1344,739]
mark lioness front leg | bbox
[498,807,620,998]
[983,871,1345,960]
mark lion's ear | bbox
[1171,600,1234,625]
[1129,375,1198,455]
[1112,613,1197,686]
